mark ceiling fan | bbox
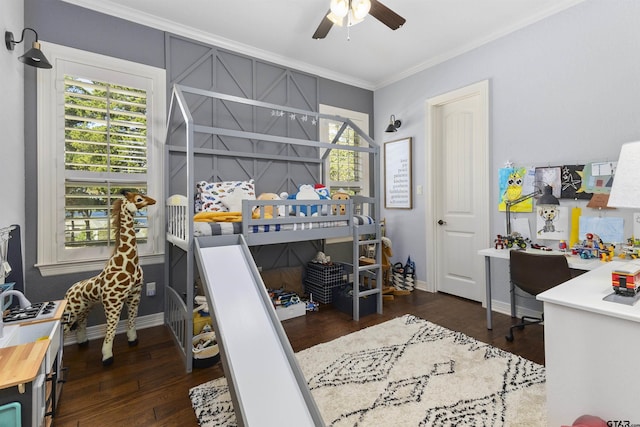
[312,0,406,40]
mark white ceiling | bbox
[64,0,586,90]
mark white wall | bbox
[375,0,640,305]
[1,0,25,230]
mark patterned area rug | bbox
[189,314,546,426]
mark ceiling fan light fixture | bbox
[351,0,371,20]
[312,0,405,40]
[347,10,365,26]
[330,0,349,18]
[327,11,345,26]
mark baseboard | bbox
[405,283,540,320]
[63,312,165,346]
[490,300,541,320]
[414,279,431,292]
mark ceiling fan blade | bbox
[369,0,406,30]
[312,11,334,39]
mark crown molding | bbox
[61,0,375,90]
[374,0,587,89]
[63,0,586,91]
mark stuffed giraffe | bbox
[63,190,156,366]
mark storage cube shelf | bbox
[306,262,345,286]
[304,280,345,304]
[305,263,347,304]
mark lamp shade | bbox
[19,41,52,69]
[351,0,371,20]
[608,141,640,208]
[385,115,401,132]
[330,0,349,17]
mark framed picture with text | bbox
[384,137,412,209]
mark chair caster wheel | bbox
[505,335,514,342]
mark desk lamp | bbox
[608,141,640,208]
[505,185,559,235]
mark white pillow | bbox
[197,179,255,212]
[221,188,256,212]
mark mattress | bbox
[193,215,373,237]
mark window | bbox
[319,105,370,198]
[37,42,165,276]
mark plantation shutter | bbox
[63,76,150,248]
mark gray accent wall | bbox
[22,0,373,325]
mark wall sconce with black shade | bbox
[505,185,559,235]
[385,115,401,132]
[5,28,52,69]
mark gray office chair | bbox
[506,250,572,342]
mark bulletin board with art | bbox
[498,160,625,246]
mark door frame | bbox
[424,80,491,304]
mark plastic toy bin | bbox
[0,402,21,427]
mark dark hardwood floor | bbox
[54,291,544,426]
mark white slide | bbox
[194,235,324,427]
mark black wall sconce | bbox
[385,114,401,132]
[5,28,52,69]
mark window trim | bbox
[319,105,370,244]
[36,42,165,276]
[319,104,370,197]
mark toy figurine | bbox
[494,233,529,250]
[559,240,567,252]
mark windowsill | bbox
[36,253,164,277]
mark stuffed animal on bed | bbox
[314,184,331,215]
[284,184,323,216]
[252,193,285,219]
[332,189,350,215]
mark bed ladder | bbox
[351,223,384,321]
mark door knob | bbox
[437,219,447,225]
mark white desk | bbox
[478,248,604,329]
[537,261,640,425]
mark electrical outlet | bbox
[146,282,156,297]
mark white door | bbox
[426,81,490,302]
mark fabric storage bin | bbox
[192,331,220,369]
[332,284,377,317]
